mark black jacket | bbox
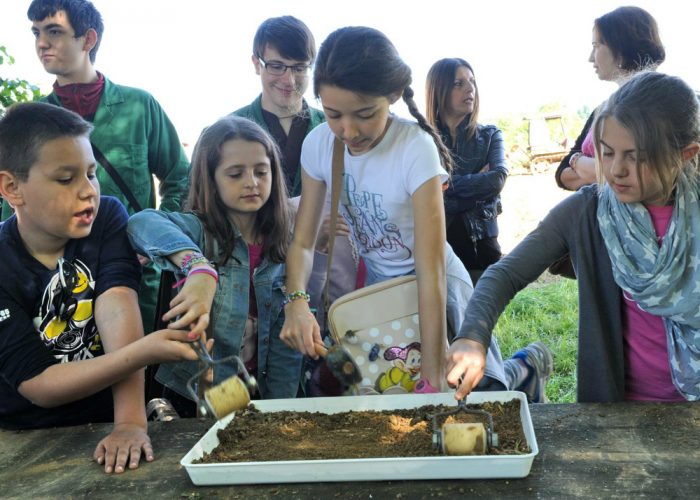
[440,121,508,241]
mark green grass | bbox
[493,275,578,403]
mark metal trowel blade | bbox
[322,344,362,386]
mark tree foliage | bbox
[1,46,42,116]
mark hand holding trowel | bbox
[186,335,257,420]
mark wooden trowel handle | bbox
[314,342,328,357]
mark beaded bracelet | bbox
[282,290,310,307]
[180,252,210,276]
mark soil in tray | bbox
[198,399,530,462]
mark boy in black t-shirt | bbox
[0,102,200,474]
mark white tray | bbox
[181,391,538,485]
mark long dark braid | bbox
[403,85,453,174]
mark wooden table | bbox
[1,402,698,498]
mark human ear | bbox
[0,171,24,208]
[681,142,700,162]
[388,92,402,105]
[252,54,261,75]
[83,28,98,54]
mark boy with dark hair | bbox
[11,0,191,333]
[232,15,324,196]
[253,15,316,65]
[27,0,104,63]
[0,102,200,474]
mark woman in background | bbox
[426,58,507,284]
[555,6,665,191]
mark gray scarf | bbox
[597,170,700,400]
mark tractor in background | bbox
[508,114,569,174]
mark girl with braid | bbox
[280,26,510,393]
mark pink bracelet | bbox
[171,265,219,290]
[188,266,219,283]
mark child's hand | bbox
[280,300,322,357]
[315,213,351,253]
[93,423,152,474]
[163,272,217,337]
[445,338,487,400]
[143,329,203,364]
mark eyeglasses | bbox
[257,57,310,76]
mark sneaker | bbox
[512,342,553,403]
[413,378,439,394]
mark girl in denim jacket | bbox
[128,116,301,413]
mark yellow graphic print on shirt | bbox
[33,258,101,361]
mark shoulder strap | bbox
[91,143,144,213]
[323,138,345,312]
[47,94,144,214]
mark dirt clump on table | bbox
[197,399,529,463]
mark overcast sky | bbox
[2,0,698,145]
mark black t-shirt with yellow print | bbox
[0,196,141,430]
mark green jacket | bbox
[2,75,190,219]
[231,94,325,196]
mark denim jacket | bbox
[439,121,507,241]
[128,210,301,400]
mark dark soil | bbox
[198,399,529,463]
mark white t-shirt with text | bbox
[301,117,447,279]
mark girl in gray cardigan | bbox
[447,72,700,403]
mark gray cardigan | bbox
[456,185,625,402]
